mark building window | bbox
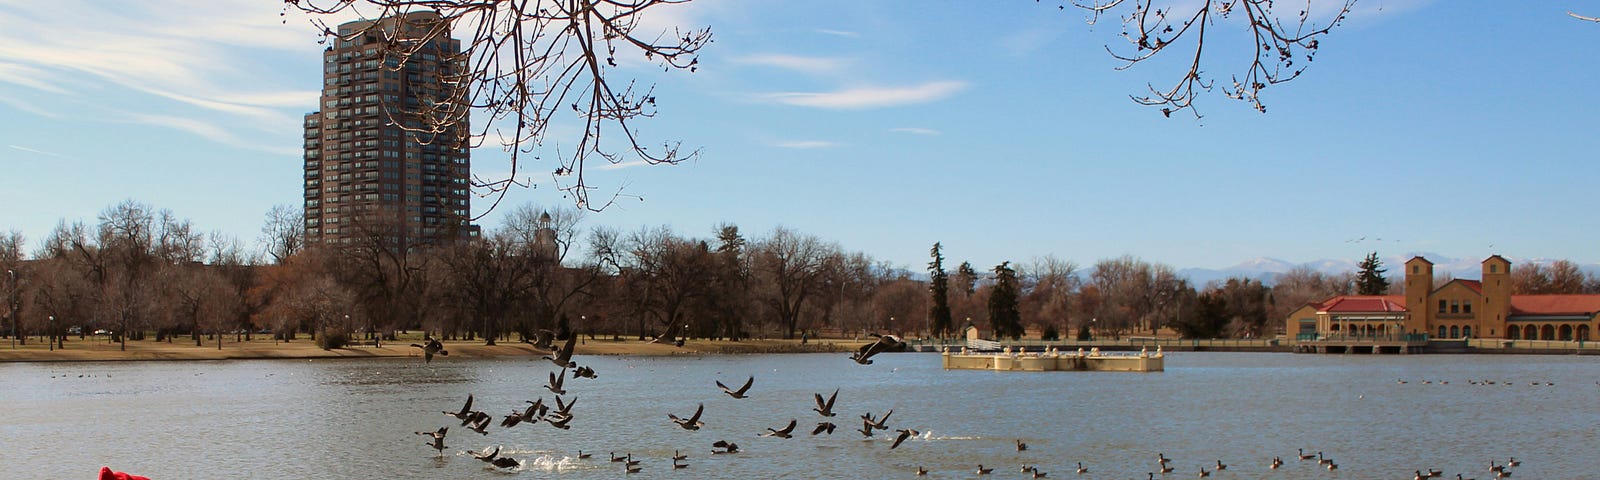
[1450,301,1459,314]
[1412,265,1419,274]
[1490,264,1498,273]
[1463,301,1472,314]
[1438,300,1447,314]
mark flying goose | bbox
[851,334,901,364]
[864,409,894,430]
[890,428,919,449]
[762,419,798,438]
[542,334,577,368]
[573,365,598,379]
[466,414,492,435]
[670,403,705,431]
[415,427,447,455]
[712,440,740,454]
[717,375,754,399]
[459,410,490,428]
[490,457,520,469]
[813,388,839,417]
[812,421,836,435]
[545,413,573,430]
[469,446,501,463]
[546,368,567,395]
[444,394,475,421]
[410,336,448,363]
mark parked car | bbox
[93,329,112,336]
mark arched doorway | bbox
[1438,326,1447,338]
[1579,325,1591,341]
[1508,327,1521,340]
[1541,324,1556,340]
[1559,325,1573,341]
[1524,325,1538,340]
[1463,326,1472,338]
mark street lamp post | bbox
[47,315,54,351]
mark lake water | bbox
[4,352,1596,479]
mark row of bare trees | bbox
[8,202,1600,348]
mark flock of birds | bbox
[410,333,905,474]
[409,334,1537,477]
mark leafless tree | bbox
[1268,265,1351,324]
[287,0,711,214]
[1019,255,1080,337]
[751,227,835,339]
[260,205,305,264]
[1067,0,1355,117]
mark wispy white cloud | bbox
[889,127,941,136]
[120,112,300,156]
[732,54,848,75]
[7,144,73,160]
[772,140,839,149]
[758,81,968,109]
[0,0,321,142]
[816,29,860,38]
[600,160,656,171]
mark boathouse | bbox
[1286,255,1600,352]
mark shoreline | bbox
[0,337,859,364]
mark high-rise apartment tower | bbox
[303,11,478,246]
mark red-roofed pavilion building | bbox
[1286,256,1598,350]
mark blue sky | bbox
[1,0,1597,273]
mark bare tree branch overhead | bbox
[285,0,712,215]
[1063,0,1355,118]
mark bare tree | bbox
[751,227,835,339]
[287,0,711,213]
[1019,255,1080,339]
[260,204,305,264]
[1067,0,1355,117]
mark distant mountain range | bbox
[1178,254,1600,287]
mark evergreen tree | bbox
[987,261,1023,340]
[1355,252,1390,295]
[927,242,952,339]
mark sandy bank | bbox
[0,336,861,363]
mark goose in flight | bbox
[543,334,578,368]
[573,365,598,379]
[851,334,901,365]
[812,421,836,435]
[717,375,754,399]
[490,457,520,469]
[415,427,447,455]
[466,413,492,435]
[670,403,705,431]
[712,440,739,454]
[813,388,839,417]
[546,368,567,395]
[444,394,475,421]
[410,336,448,363]
[469,445,501,463]
[890,428,919,449]
[762,419,798,438]
[863,409,894,430]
